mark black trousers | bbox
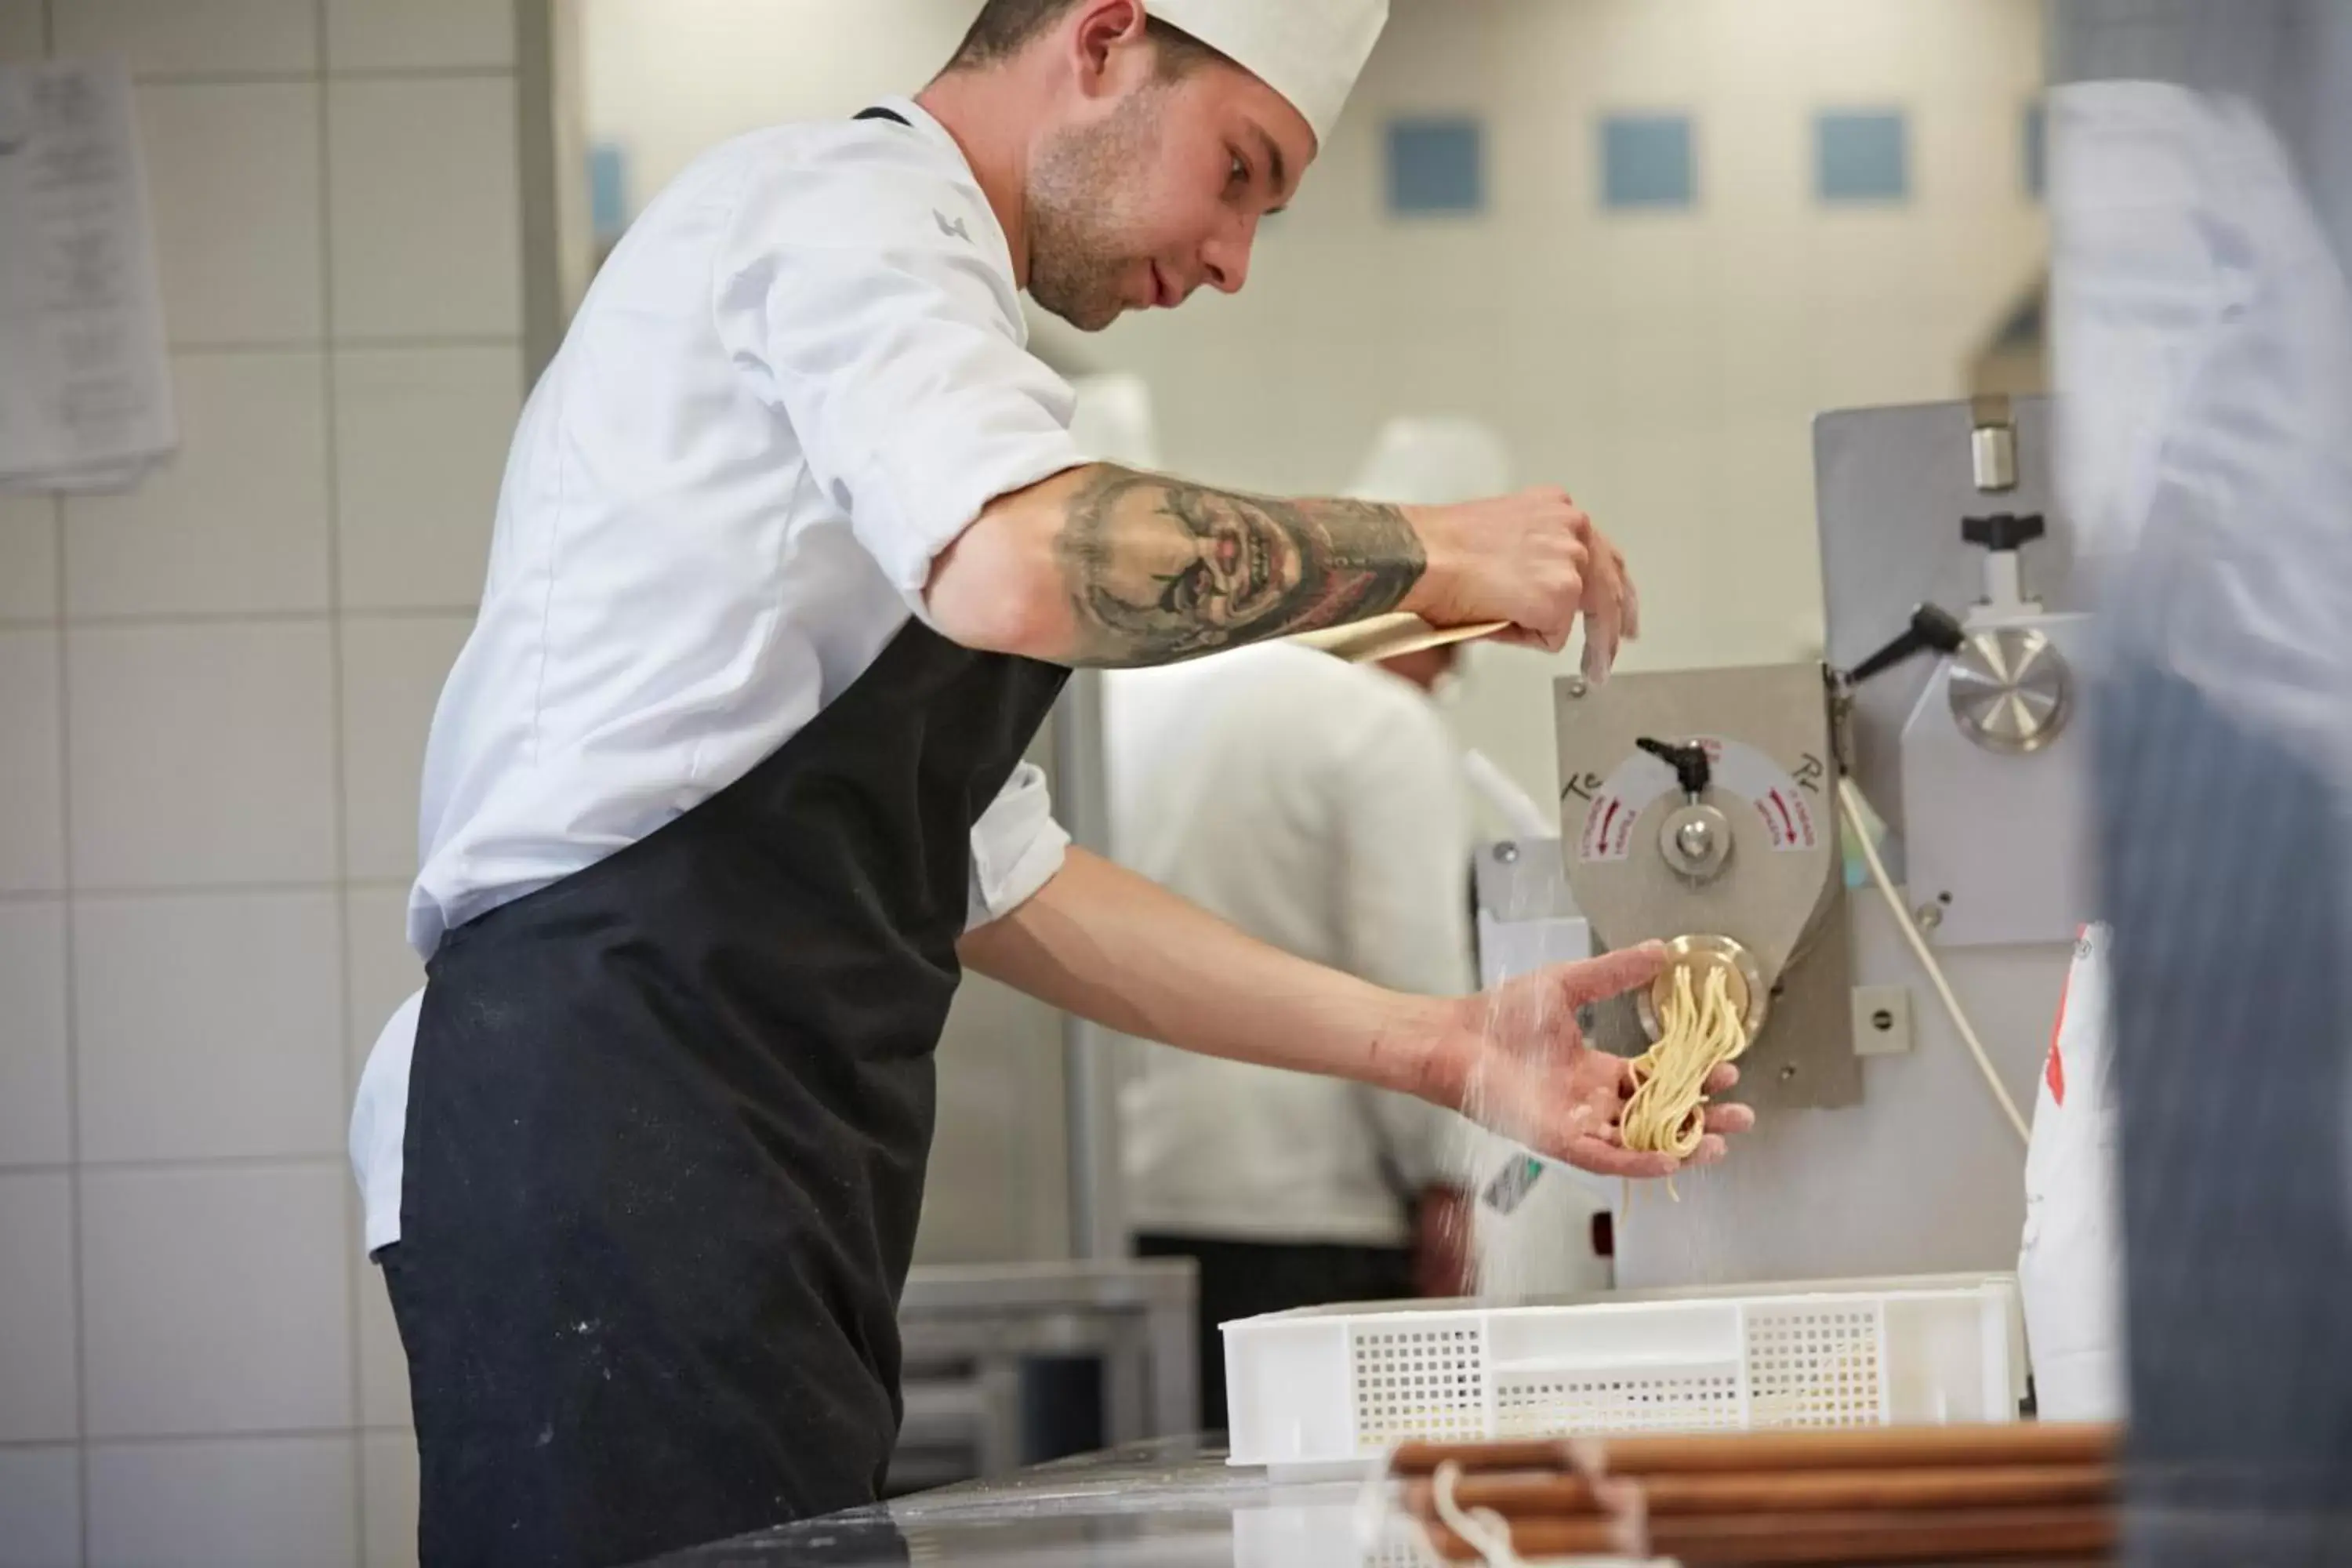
[1134,1232,1413,1435]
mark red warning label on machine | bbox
[1751,786,1820,852]
[1573,738,1820,861]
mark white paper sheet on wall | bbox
[0,59,177,492]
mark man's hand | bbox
[1402,487,1638,673]
[1417,945,1755,1180]
[956,852,1745,1182]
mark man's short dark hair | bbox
[945,0,1227,75]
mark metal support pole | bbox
[1053,670,1127,1262]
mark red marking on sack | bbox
[2044,924,2088,1109]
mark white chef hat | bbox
[1149,0,1389,146]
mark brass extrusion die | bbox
[1635,933,1770,1045]
[1287,612,1512,665]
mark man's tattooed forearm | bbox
[1052,466,1427,666]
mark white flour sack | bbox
[2018,923,2125,1421]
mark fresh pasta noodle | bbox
[1622,963,1750,1174]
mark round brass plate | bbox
[1634,933,1769,1044]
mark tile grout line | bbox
[17,606,481,631]
[42,0,89,1544]
[10,1152,354,1176]
[129,64,517,85]
[1,1425,416,1454]
[36,0,86,1524]
[2,881,391,902]
[315,5,371,1560]
[162,336,524,354]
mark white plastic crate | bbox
[1222,1274,2024,1475]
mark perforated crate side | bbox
[1493,1361,1746,1439]
[1740,1299,1890,1428]
[1348,1317,1490,1452]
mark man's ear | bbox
[1066,0,1151,98]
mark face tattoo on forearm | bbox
[1054,464,1428,666]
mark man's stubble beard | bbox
[1027,89,1164,332]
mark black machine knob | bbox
[1845,603,1967,689]
[1962,512,2046,553]
[1635,736,1713,800]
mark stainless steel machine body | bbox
[1537,397,2092,1290]
[1554,662,1858,1109]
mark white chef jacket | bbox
[1106,644,1476,1248]
[354,96,1086,1253]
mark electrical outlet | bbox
[1851,985,1913,1058]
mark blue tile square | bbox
[1816,110,1908,203]
[1387,118,1485,216]
[1602,114,1695,209]
[2024,101,2047,199]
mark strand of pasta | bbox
[1621,963,1749,1165]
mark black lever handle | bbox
[1635,736,1712,799]
[1962,511,2046,553]
[1846,603,1966,688]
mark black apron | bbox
[386,615,1067,1566]
[383,111,1071,1552]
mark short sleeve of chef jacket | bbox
[715,125,1081,929]
[711,122,1087,612]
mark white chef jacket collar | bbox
[866,95,1019,283]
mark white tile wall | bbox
[327,0,515,72]
[1715,304,1814,420]
[1694,0,1813,103]
[343,884,420,1068]
[82,1163,354,1436]
[136,82,325,347]
[0,0,42,59]
[66,621,338,890]
[1592,222,1709,314]
[332,348,517,609]
[1602,307,1724,427]
[1908,0,2045,97]
[56,0,318,76]
[0,1449,82,1568]
[1813,301,1959,411]
[359,1432,419,1568]
[1914,92,2020,212]
[355,1260,410,1428]
[10,1,531,1560]
[0,1173,80,1443]
[74,892,347,1163]
[64,353,332,618]
[339,615,472,882]
[0,629,65,894]
[1805,210,1938,314]
[0,497,58,619]
[1708,214,1809,318]
[87,1436,358,1568]
[328,78,522,339]
[1791,0,1918,97]
[0,902,72,1168]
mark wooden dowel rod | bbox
[1390,1423,2118,1478]
[1405,1462,2114,1519]
[1414,1504,2117,1565]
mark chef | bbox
[348,2,1751,1563]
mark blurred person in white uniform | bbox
[1110,419,1507,1430]
[341,2,1749,1558]
[2047,0,2352,1552]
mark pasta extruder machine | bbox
[1480,395,2097,1293]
